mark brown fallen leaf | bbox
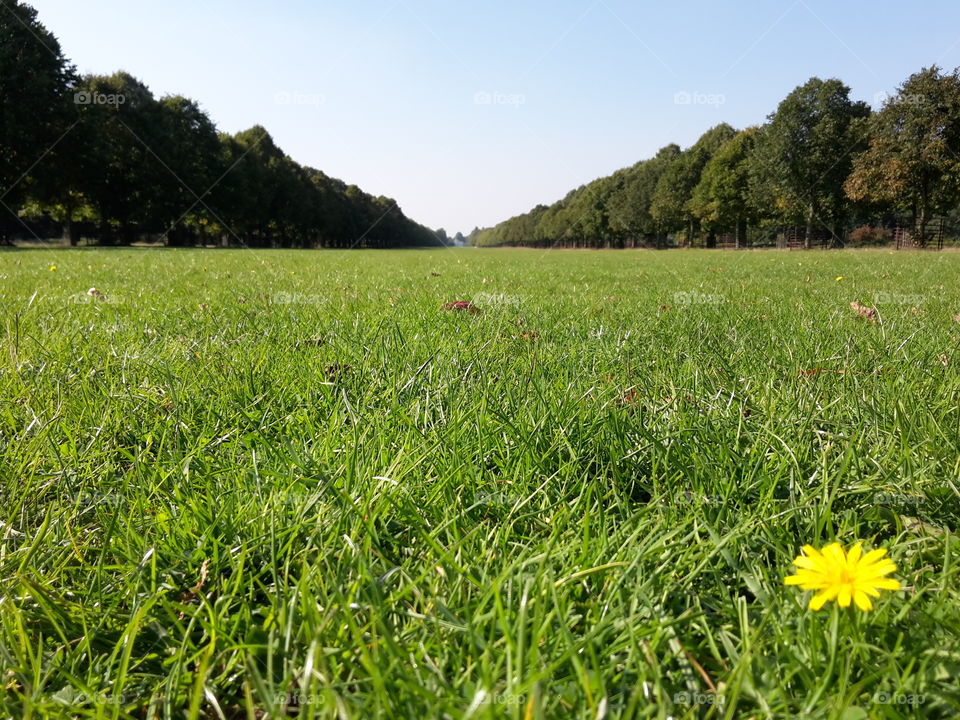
[850,301,877,322]
[441,301,480,313]
[324,363,352,381]
[617,388,641,408]
[939,354,949,367]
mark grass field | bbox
[1,247,959,719]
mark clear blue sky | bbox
[28,0,960,234]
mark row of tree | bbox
[0,1,440,248]
[472,68,960,249]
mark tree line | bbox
[471,69,960,249]
[0,0,441,248]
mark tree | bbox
[151,96,223,246]
[0,0,75,243]
[650,124,737,246]
[73,73,171,244]
[606,144,680,246]
[690,128,758,248]
[752,78,870,248]
[845,66,960,245]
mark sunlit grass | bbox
[1,247,959,719]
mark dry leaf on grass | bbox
[324,364,352,381]
[441,301,480,313]
[850,301,877,322]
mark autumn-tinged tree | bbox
[752,78,870,248]
[846,66,960,245]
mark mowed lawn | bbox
[1,247,959,719]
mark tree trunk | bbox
[804,203,815,250]
[735,218,747,249]
[831,221,845,248]
[917,206,928,248]
[63,218,77,246]
[98,219,114,246]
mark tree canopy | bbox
[846,66,960,244]
[474,69,960,249]
[0,1,440,248]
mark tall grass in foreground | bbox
[1,247,958,719]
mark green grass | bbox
[1,247,959,719]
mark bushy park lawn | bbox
[1,247,959,719]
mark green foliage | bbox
[606,144,681,240]
[750,78,870,234]
[690,128,759,233]
[0,0,75,240]
[476,79,885,248]
[650,124,737,236]
[0,4,437,248]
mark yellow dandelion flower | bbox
[49,265,58,271]
[785,542,900,611]
[835,275,844,281]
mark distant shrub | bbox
[849,225,893,246]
